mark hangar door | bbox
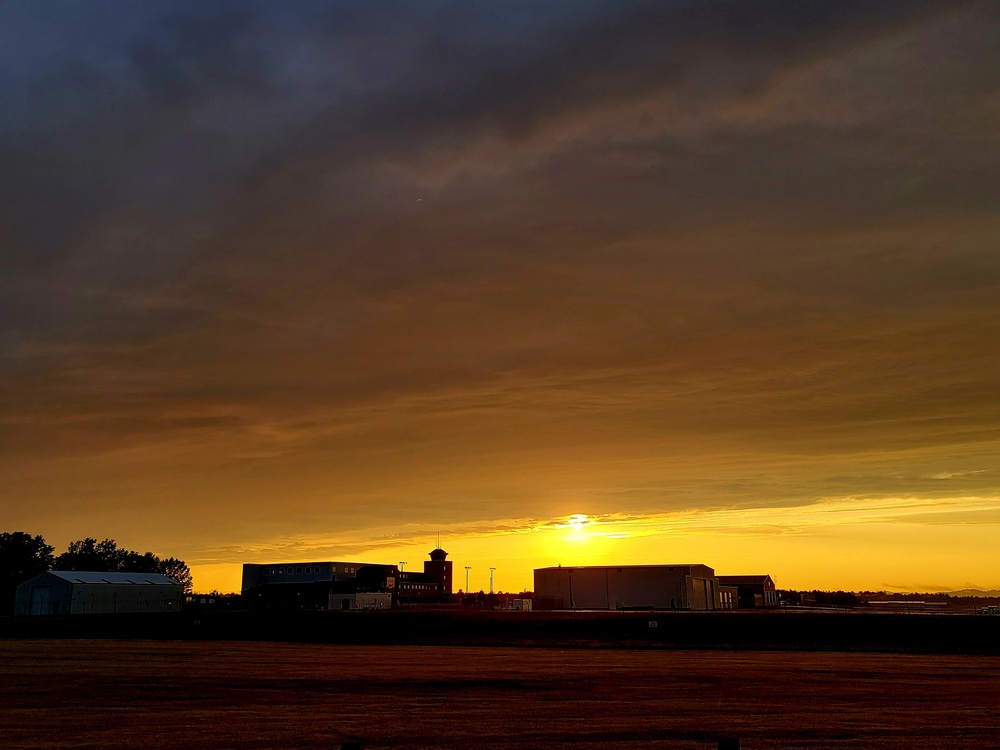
[29,586,52,615]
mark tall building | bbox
[423,547,453,596]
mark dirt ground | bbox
[1,640,998,749]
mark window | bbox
[296,567,302,574]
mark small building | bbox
[14,571,184,616]
[329,592,393,610]
[717,575,778,608]
[504,598,533,611]
[534,564,722,611]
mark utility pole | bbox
[489,567,496,594]
[465,566,471,593]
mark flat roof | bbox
[717,575,774,584]
[535,564,711,571]
[48,571,181,586]
[243,561,374,567]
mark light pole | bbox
[399,561,406,571]
[465,566,471,593]
[489,567,496,594]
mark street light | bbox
[465,566,471,592]
[489,567,496,594]
[399,561,406,571]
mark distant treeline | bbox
[779,589,999,608]
[0,531,193,615]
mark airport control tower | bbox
[423,546,453,596]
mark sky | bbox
[2,1,999,595]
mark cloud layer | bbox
[2,1,999,589]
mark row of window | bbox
[264,565,359,576]
[267,566,325,575]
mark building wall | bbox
[15,574,182,615]
[717,576,778,608]
[423,559,453,596]
[66,583,181,614]
[14,576,73,616]
[241,561,371,591]
[534,565,720,610]
[686,574,719,611]
[329,592,392,610]
[720,586,738,610]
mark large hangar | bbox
[14,571,183,616]
[534,564,722,611]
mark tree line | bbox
[1,531,193,614]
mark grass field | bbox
[2,640,998,749]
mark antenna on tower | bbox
[436,531,441,549]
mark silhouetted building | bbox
[354,548,453,604]
[424,547,453,596]
[14,571,183,616]
[241,548,454,608]
[534,564,722,611]
[241,560,371,591]
[717,575,778,608]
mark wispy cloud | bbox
[197,493,1000,566]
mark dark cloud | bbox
[2,1,981,267]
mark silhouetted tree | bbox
[55,538,193,592]
[777,589,801,605]
[55,538,123,572]
[157,557,193,592]
[0,532,55,614]
[813,590,862,608]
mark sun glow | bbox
[550,513,594,547]
[187,494,1000,594]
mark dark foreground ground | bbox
[3,609,999,654]
[2,640,999,750]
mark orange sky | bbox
[2,2,999,594]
